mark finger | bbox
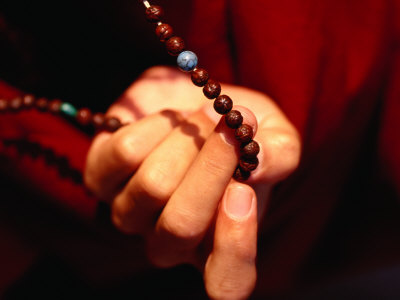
[111,109,216,234]
[221,85,301,184]
[84,110,183,200]
[204,182,257,300]
[146,105,257,266]
[247,112,301,184]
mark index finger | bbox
[146,105,257,266]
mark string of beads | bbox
[141,0,260,180]
[0,95,123,132]
[0,1,260,182]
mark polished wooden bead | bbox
[241,140,260,158]
[9,97,23,111]
[225,110,243,129]
[145,5,164,23]
[214,95,233,115]
[165,36,185,56]
[92,112,105,128]
[77,108,92,125]
[155,23,173,42]
[233,166,250,181]
[0,99,7,112]
[203,79,221,99]
[235,124,253,144]
[35,98,48,111]
[239,156,259,172]
[191,68,209,87]
[104,117,122,132]
[48,99,62,113]
[22,94,35,109]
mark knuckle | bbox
[137,167,175,202]
[278,132,301,174]
[160,210,203,248]
[202,155,228,178]
[83,161,101,197]
[111,134,139,167]
[267,131,301,182]
[110,199,141,235]
[83,172,96,194]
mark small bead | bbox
[145,5,164,23]
[191,68,209,87]
[177,51,198,72]
[225,110,243,129]
[60,102,78,117]
[239,156,259,172]
[241,140,260,158]
[155,23,173,42]
[35,98,48,111]
[214,95,233,115]
[9,97,23,111]
[165,36,185,56]
[92,112,105,129]
[104,117,122,132]
[76,108,92,125]
[235,124,253,144]
[22,94,35,109]
[0,99,8,112]
[233,166,250,181]
[203,79,221,99]
[48,99,62,114]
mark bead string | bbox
[0,1,260,181]
[0,95,123,132]
[142,1,260,181]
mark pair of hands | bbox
[85,66,300,299]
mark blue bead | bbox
[177,51,198,72]
[60,102,78,117]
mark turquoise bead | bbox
[177,51,198,72]
[60,102,78,117]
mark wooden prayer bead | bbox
[105,117,122,132]
[225,110,243,129]
[145,5,164,23]
[214,95,233,115]
[48,99,62,113]
[233,166,250,181]
[203,79,221,99]
[165,36,185,56]
[155,24,174,42]
[235,124,253,144]
[241,140,260,158]
[92,112,105,128]
[191,68,209,87]
[35,98,48,111]
[77,108,92,125]
[239,156,259,172]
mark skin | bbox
[84,66,301,300]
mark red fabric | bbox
[0,0,399,297]
[189,0,400,295]
[0,81,97,219]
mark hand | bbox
[84,66,301,299]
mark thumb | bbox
[204,182,257,300]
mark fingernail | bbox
[225,186,254,220]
